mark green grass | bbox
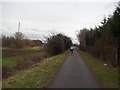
[2,52,44,67]
[79,50,118,88]
[2,51,68,88]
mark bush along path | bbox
[48,51,101,88]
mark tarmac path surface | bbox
[48,51,101,88]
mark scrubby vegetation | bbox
[46,33,72,55]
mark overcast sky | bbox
[0,0,119,43]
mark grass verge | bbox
[78,50,118,88]
[2,51,68,88]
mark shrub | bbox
[46,33,72,55]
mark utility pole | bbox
[18,22,20,32]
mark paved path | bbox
[48,51,101,88]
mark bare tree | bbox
[14,32,24,48]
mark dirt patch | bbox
[2,67,16,79]
[15,57,41,70]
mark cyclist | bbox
[70,46,74,55]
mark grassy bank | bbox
[3,51,68,88]
[79,50,118,88]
